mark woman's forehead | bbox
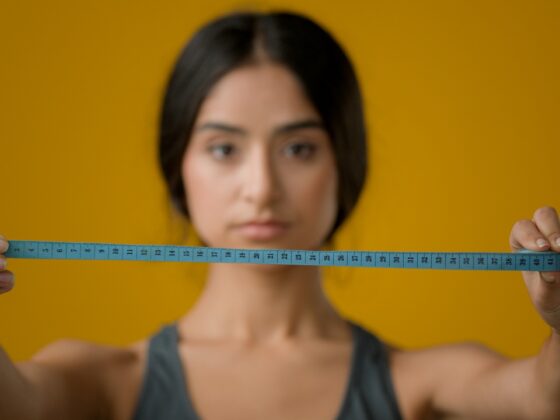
[194,63,321,123]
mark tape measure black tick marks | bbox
[4,240,560,272]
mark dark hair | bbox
[158,11,367,244]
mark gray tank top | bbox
[132,321,402,419]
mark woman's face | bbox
[182,62,338,250]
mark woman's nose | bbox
[241,147,281,206]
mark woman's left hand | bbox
[510,206,560,333]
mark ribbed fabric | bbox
[132,321,402,420]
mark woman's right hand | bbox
[0,235,14,294]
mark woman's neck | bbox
[178,262,349,343]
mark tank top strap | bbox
[132,323,200,420]
[336,321,403,420]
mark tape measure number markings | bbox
[4,240,560,272]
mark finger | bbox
[0,235,8,254]
[509,219,548,251]
[0,271,14,294]
[540,272,560,284]
[531,207,560,283]
[532,206,560,252]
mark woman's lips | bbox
[235,222,289,240]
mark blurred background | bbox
[1,0,558,359]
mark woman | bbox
[1,11,559,420]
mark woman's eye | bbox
[208,144,236,160]
[285,143,316,159]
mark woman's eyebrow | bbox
[194,122,246,135]
[273,119,325,135]
[193,119,325,136]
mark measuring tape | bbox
[4,240,560,272]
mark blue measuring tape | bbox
[3,240,559,271]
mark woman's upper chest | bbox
[108,329,434,420]
[176,339,354,420]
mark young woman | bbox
[1,11,559,420]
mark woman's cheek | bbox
[301,169,337,234]
[183,159,216,228]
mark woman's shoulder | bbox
[32,335,149,386]
[386,339,507,373]
[27,335,148,374]
[348,321,505,367]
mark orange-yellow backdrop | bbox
[1,0,559,360]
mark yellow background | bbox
[1,0,559,360]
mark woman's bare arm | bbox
[430,206,560,419]
[0,346,38,420]
[420,334,558,420]
[1,340,112,420]
[1,236,111,420]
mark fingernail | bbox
[0,277,13,291]
[556,237,560,247]
[536,238,548,248]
